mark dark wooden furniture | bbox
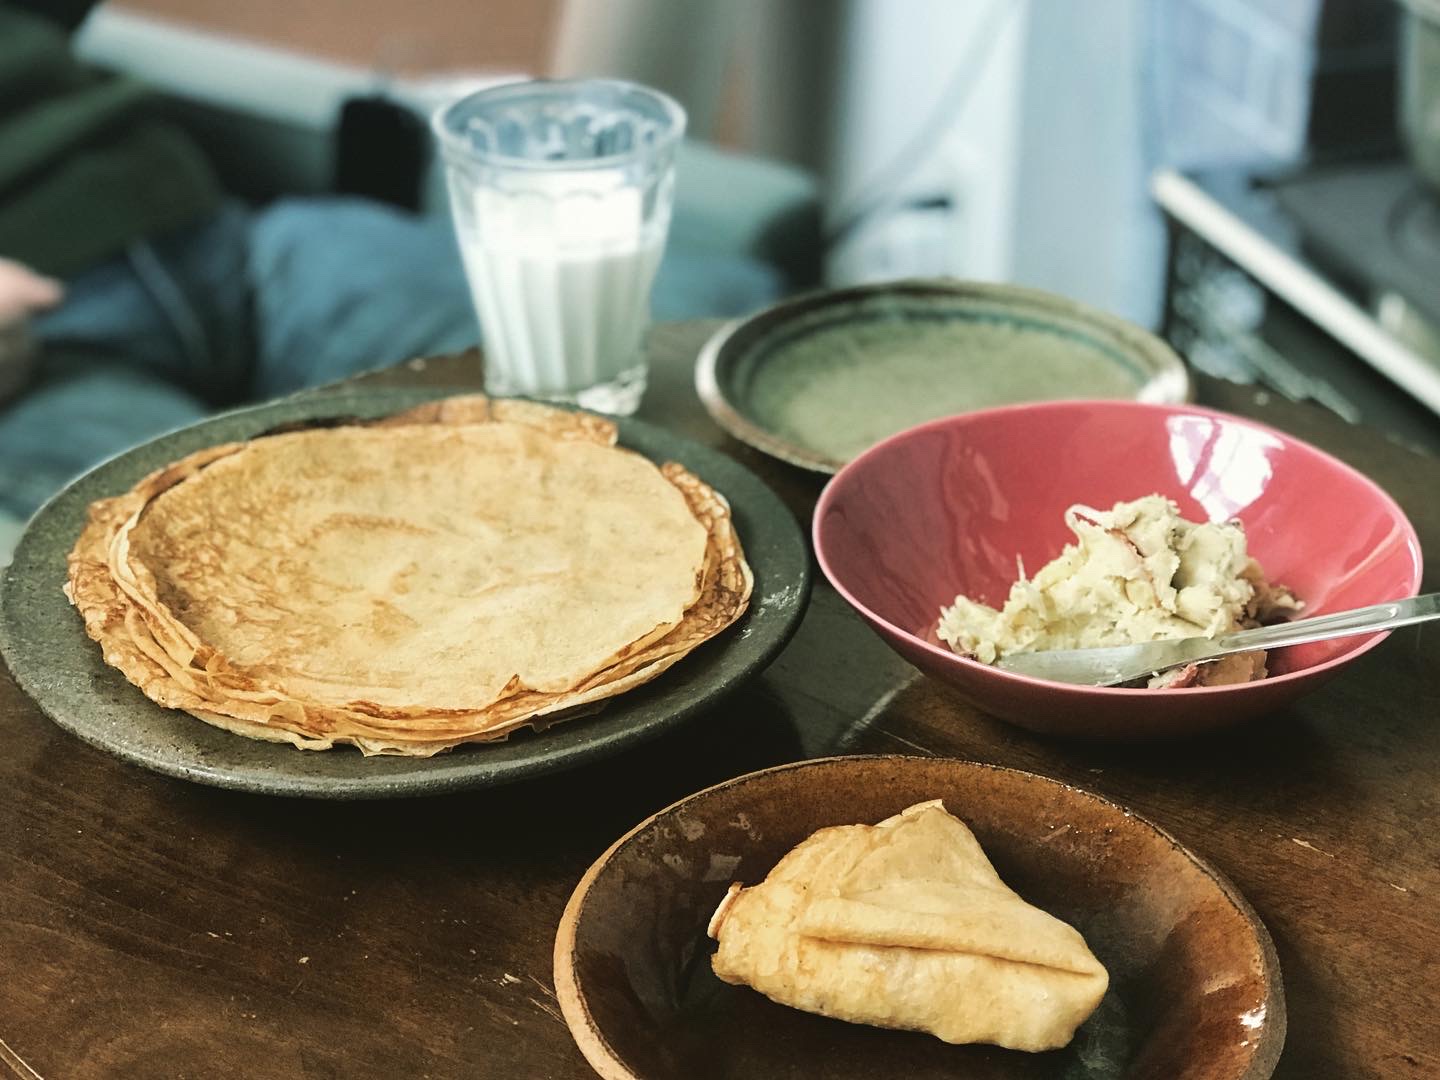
[2,322,1436,1079]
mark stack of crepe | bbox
[65,395,752,756]
[709,800,1109,1051]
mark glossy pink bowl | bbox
[813,400,1423,739]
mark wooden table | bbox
[2,323,1437,1079]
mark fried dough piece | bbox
[709,800,1109,1051]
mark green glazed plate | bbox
[696,278,1192,473]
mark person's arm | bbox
[2,0,102,34]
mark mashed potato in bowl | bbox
[937,495,1300,687]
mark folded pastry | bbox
[707,800,1109,1051]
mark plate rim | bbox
[554,753,1287,1080]
[695,277,1194,475]
[0,385,812,799]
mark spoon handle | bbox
[995,592,1440,686]
[1217,592,1440,653]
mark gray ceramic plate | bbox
[696,279,1192,473]
[0,387,810,799]
[556,755,1285,1080]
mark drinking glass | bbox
[432,79,686,415]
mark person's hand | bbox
[0,258,63,322]
[1,259,62,404]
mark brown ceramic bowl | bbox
[555,756,1284,1080]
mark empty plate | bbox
[695,279,1191,473]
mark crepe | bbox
[708,800,1109,1051]
[64,395,752,755]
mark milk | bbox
[451,175,667,402]
[434,81,685,413]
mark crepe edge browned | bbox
[65,395,752,756]
[104,427,699,715]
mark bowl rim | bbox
[552,753,1287,1080]
[694,277,1194,475]
[812,398,1425,698]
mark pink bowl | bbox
[813,400,1423,739]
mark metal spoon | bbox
[994,593,1440,687]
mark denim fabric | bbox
[0,196,781,523]
[245,198,479,396]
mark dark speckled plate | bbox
[556,756,1285,1080]
[0,387,810,799]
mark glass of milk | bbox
[432,79,685,415]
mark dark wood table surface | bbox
[2,322,1437,1079]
